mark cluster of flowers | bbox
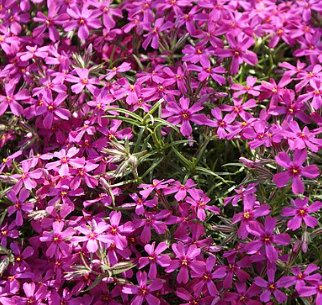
[1,0,322,304]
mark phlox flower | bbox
[122,271,163,305]
[165,242,205,284]
[282,197,322,230]
[273,149,319,194]
[138,242,171,279]
[245,216,291,263]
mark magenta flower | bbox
[0,80,29,116]
[70,162,99,190]
[46,147,85,176]
[221,97,257,121]
[254,269,287,303]
[12,160,43,192]
[40,222,75,258]
[0,222,19,247]
[139,242,171,279]
[207,108,234,139]
[297,281,322,304]
[33,2,68,41]
[64,6,101,40]
[19,45,48,62]
[66,68,99,94]
[188,61,226,84]
[7,189,33,226]
[72,221,111,253]
[122,193,158,215]
[163,179,196,201]
[133,210,169,244]
[225,283,262,305]
[224,183,258,206]
[215,34,258,74]
[231,76,261,97]
[232,194,270,239]
[10,242,34,273]
[284,120,322,152]
[165,242,205,284]
[142,17,172,50]
[282,197,322,230]
[273,149,320,194]
[182,43,212,66]
[15,282,48,305]
[186,189,220,221]
[90,0,123,30]
[122,271,163,305]
[106,62,131,80]
[216,256,251,289]
[279,264,321,290]
[139,179,174,198]
[259,75,292,106]
[176,287,214,305]
[162,97,208,136]
[190,255,225,296]
[35,92,70,129]
[245,216,291,263]
[105,211,133,250]
[269,90,311,124]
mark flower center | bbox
[243,212,250,219]
[269,284,275,290]
[299,209,306,216]
[181,259,188,266]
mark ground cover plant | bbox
[1,0,322,304]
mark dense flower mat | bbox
[1,0,322,304]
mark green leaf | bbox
[103,108,143,122]
[172,146,193,170]
[110,261,136,275]
[195,167,231,184]
[82,274,106,292]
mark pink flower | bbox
[105,211,133,250]
[232,194,270,239]
[66,68,100,94]
[139,242,171,279]
[188,61,226,84]
[165,242,205,284]
[122,271,163,305]
[283,120,322,152]
[106,62,131,80]
[163,97,208,136]
[231,76,261,97]
[46,147,85,176]
[273,149,319,194]
[19,45,48,62]
[40,222,75,258]
[215,34,258,74]
[35,91,70,129]
[0,80,29,116]
[64,6,101,40]
[186,189,220,221]
[163,179,196,201]
[245,216,291,263]
[12,160,43,192]
[33,2,68,41]
[282,197,322,230]
[254,269,287,303]
[122,193,158,215]
[72,221,111,253]
[7,189,33,226]
[142,17,172,50]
